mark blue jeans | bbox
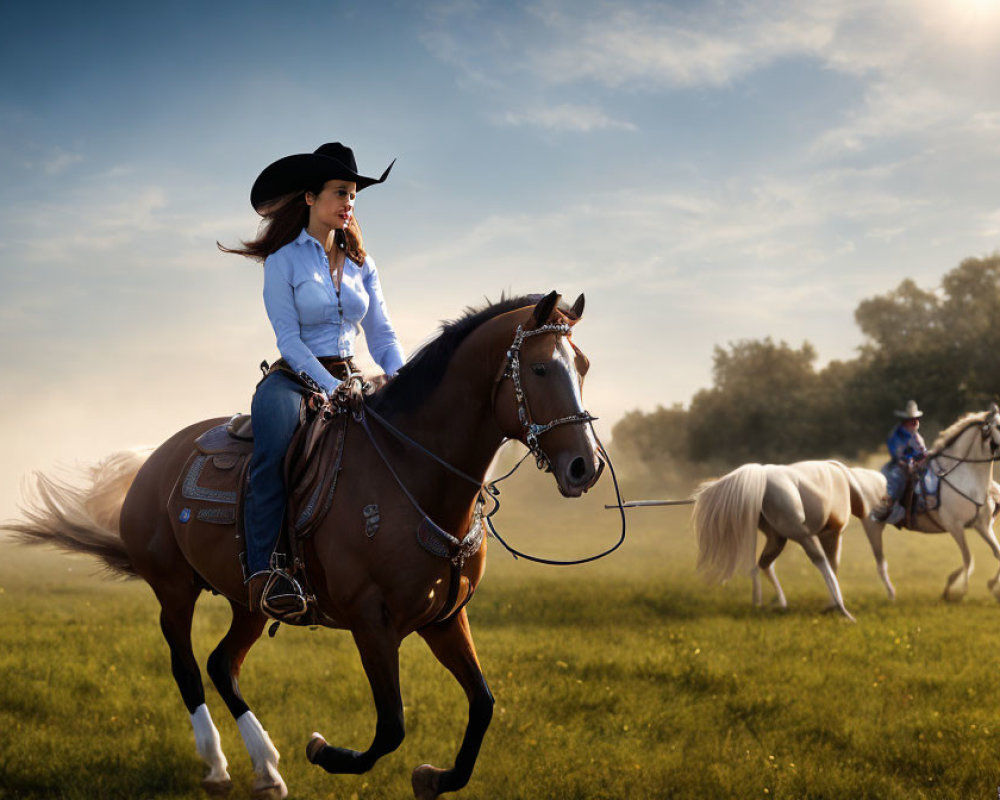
[244,372,303,574]
[881,462,907,502]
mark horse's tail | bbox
[692,463,767,583]
[4,450,150,578]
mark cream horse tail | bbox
[692,463,768,583]
[4,450,151,578]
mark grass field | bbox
[4,464,1000,799]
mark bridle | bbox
[493,321,598,471]
[926,413,1000,509]
[931,415,1000,474]
[358,316,626,566]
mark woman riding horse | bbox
[220,142,402,617]
[9,290,604,799]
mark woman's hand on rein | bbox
[364,374,389,395]
[332,377,365,413]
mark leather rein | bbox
[358,320,628,567]
[925,417,1000,509]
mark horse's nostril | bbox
[569,456,587,482]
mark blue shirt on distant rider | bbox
[886,424,927,465]
[263,228,405,394]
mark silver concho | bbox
[363,504,380,538]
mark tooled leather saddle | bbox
[166,404,349,622]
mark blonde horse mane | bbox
[931,410,991,452]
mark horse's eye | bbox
[530,363,547,376]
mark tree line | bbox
[612,254,1000,480]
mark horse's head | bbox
[984,402,1000,454]
[492,291,604,497]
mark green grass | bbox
[4,472,1000,799]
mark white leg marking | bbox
[237,711,288,799]
[799,536,854,621]
[878,561,896,600]
[762,565,787,608]
[190,704,231,786]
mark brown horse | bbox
[9,291,604,799]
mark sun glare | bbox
[958,0,1000,21]
[930,0,1000,46]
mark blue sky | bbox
[2,0,1000,517]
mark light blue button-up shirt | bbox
[263,228,405,394]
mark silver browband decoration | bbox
[504,322,597,470]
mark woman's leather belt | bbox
[265,356,357,385]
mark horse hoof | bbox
[412,763,446,800]
[306,732,327,764]
[250,777,287,800]
[201,776,232,796]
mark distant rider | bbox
[872,400,927,525]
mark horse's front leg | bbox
[412,608,493,800]
[307,595,405,775]
[972,513,1000,601]
[944,527,974,601]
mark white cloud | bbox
[492,104,636,132]
[42,149,83,175]
[424,0,1000,159]
[525,0,843,89]
[15,186,169,265]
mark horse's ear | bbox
[531,291,561,329]
[570,293,585,321]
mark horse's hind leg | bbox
[412,608,494,800]
[156,585,232,795]
[819,529,843,573]
[796,535,855,622]
[818,528,847,612]
[861,519,895,600]
[307,593,405,775]
[206,602,285,800]
[756,528,788,608]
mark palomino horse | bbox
[847,406,1000,603]
[692,460,867,620]
[9,292,604,799]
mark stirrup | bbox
[261,563,309,622]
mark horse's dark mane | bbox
[369,294,544,416]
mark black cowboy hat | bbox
[250,142,394,213]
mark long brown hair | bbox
[218,189,367,264]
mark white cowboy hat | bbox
[893,400,923,419]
